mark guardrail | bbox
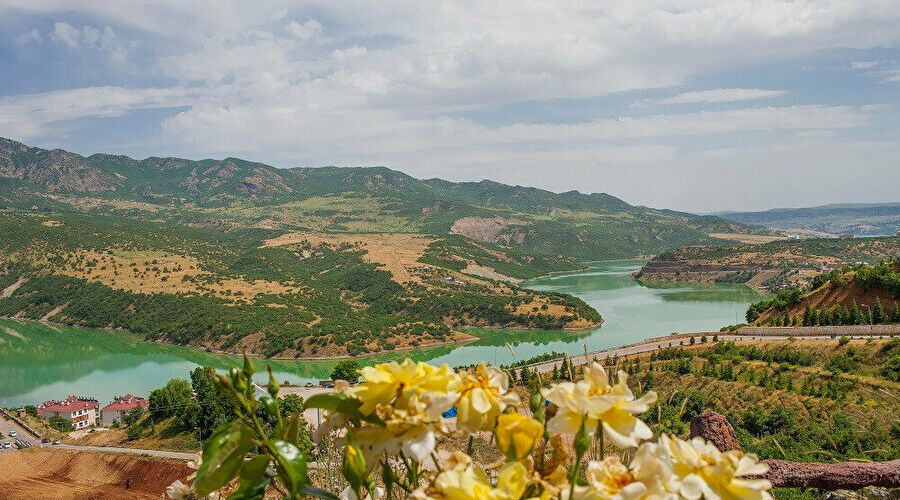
[737,324,900,337]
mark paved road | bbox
[522,332,882,374]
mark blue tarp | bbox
[442,406,458,418]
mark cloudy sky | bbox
[1,1,899,212]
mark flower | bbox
[335,358,460,466]
[355,389,457,465]
[496,412,544,460]
[574,457,648,500]
[456,363,520,432]
[348,358,460,415]
[427,460,528,500]
[542,363,656,448]
[340,486,385,500]
[165,480,194,500]
[658,435,772,500]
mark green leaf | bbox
[239,454,271,486]
[281,413,299,443]
[227,477,269,500]
[195,421,254,497]
[300,485,341,500]
[272,440,308,495]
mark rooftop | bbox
[37,395,100,414]
[102,394,149,412]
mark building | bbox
[37,396,100,430]
[101,394,149,427]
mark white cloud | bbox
[14,28,41,45]
[284,20,322,40]
[0,87,196,138]
[850,60,879,70]
[332,45,367,59]
[51,22,81,48]
[634,88,787,107]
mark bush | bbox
[883,355,900,382]
[125,424,143,441]
[48,415,74,432]
[838,336,850,346]
[331,359,362,382]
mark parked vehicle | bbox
[52,439,61,445]
[304,382,315,388]
[8,431,17,438]
[41,437,50,443]
[1,442,10,449]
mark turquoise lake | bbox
[0,260,761,407]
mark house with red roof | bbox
[101,394,149,427]
[37,396,100,430]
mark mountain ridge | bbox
[0,137,767,262]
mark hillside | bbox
[0,137,766,262]
[636,236,900,293]
[747,262,900,326]
[0,211,601,357]
[718,202,900,237]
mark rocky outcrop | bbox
[0,138,119,192]
[450,216,530,246]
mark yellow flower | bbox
[658,435,772,500]
[428,460,528,500]
[355,389,458,465]
[542,363,656,448]
[457,363,520,432]
[496,412,544,460]
[348,358,460,415]
[574,457,647,500]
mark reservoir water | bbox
[0,260,761,407]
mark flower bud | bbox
[496,412,543,461]
[267,366,280,398]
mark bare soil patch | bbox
[0,448,192,500]
[262,232,436,283]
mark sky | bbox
[0,1,899,213]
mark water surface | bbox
[0,260,761,407]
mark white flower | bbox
[658,435,772,500]
[543,363,656,448]
[166,479,194,500]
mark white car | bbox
[8,431,17,438]
[1,442,10,449]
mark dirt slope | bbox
[756,276,899,324]
[0,448,192,500]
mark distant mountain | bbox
[0,137,766,261]
[717,203,900,237]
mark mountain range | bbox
[718,203,900,237]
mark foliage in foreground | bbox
[166,356,774,500]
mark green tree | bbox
[891,302,900,323]
[123,405,146,427]
[148,378,192,420]
[330,359,361,382]
[48,415,74,432]
[873,298,885,324]
[188,366,231,439]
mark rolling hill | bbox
[0,137,768,357]
[718,202,900,237]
